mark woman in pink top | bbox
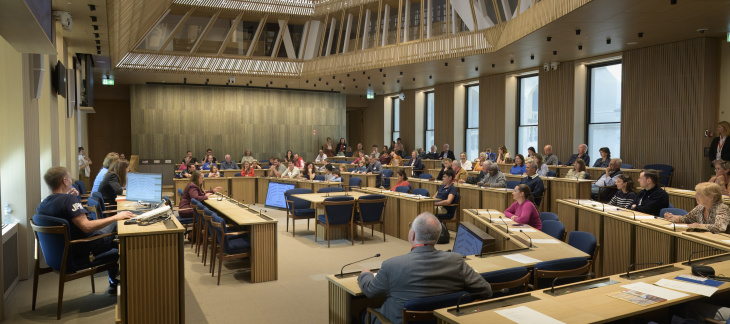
[504,184,542,230]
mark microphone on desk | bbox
[498,216,509,234]
[519,229,533,248]
[569,196,580,206]
[549,273,595,294]
[478,237,510,258]
[621,261,663,279]
[337,254,381,278]
[616,208,636,221]
[684,247,720,266]
[455,289,508,314]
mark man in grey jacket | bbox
[478,164,507,188]
[358,213,492,324]
[364,156,383,187]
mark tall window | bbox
[425,91,435,151]
[517,75,539,157]
[465,85,479,162]
[392,97,400,145]
[587,61,622,163]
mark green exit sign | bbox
[102,78,114,85]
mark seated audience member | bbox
[315,150,328,163]
[593,147,611,168]
[182,151,198,165]
[407,150,424,177]
[339,165,349,173]
[356,143,364,153]
[354,160,367,173]
[389,151,403,166]
[365,156,384,186]
[293,153,305,169]
[425,145,440,160]
[433,169,457,215]
[395,138,405,157]
[268,157,275,166]
[483,147,497,162]
[208,165,221,178]
[496,145,510,164]
[179,156,191,171]
[519,161,545,206]
[38,166,132,295]
[301,162,317,180]
[629,169,669,216]
[92,152,119,192]
[240,161,255,177]
[439,144,456,160]
[591,158,623,200]
[564,159,587,179]
[534,154,550,177]
[240,149,255,164]
[709,160,730,196]
[608,174,637,208]
[543,145,559,165]
[417,148,426,159]
[204,148,217,163]
[474,161,489,183]
[451,160,468,184]
[318,160,331,172]
[99,159,130,205]
[505,184,542,230]
[281,163,300,179]
[478,163,507,188]
[251,161,262,170]
[179,170,222,220]
[357,213,491,324]
[459,152,472,171]
[473,154,487,172]
[345,147,354,158]
[284,150,294,163]
[664,182,730,233]
[436,158,452,181]
[510,154,526,175]
[324,164,335,181]
[379,148,393,165]
[390,170,411,191]
[220,154,238,170]
[324,137,335,157]
[370,144,381,159]
[182,163,196,178]
[352,151,366,165]
[563,144,590,166]
[330,169,343,182]
[269,158,287,178]
[201,155,215,170]
[526,147,537,159]
[336,138,347,156]
[119,153,126,160]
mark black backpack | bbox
[437,222,450,244]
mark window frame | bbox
[424,91,435,152]
[516,73,539,156]
[585,60,623,160]
[391,96,400,145]
[464,84,479,162]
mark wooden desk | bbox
[220,169,241,177]
[496,163,512,175]
[253,169,268,177]
[202,177,230,196]
[293,192,371,240]
[116,201,185,324]
[356,187,439,240]
[383,165,414,177]
[230,176,257,205]
[426,168,441,179]
[203,199,278,283]
[664,187,730,212]
[586,167,643,183]
[422,159,442,172]
[547,177,594,213]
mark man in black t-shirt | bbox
[36,166,132,295]
[433,169,457,215]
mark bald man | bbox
[564,144,590,167]
[543,145,559,166]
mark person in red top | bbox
[504,184,542,230]
[240,161,255,177]
[390,170,410,191]
[293,153,305,169]
[178,170,222,219]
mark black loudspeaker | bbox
[31,54,45,99]
[691,265,715,277]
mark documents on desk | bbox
[494,306,565,324]
[654,278,718,297]
[502,254,542,264]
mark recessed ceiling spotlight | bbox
[575,29,581,35]
[530,54,534,60]
[547,36,552,42]
[638,32,644,38]
[606,38,611,44]
[553,50,557,55]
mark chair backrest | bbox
[395,186,410,193]
[533,257,591,289]
[505,180,521,189]
[191,198,201,221]
[348,168,356,172]
[177,188,184,198]
[644,164,674,187]
[584,172,590,179]
[91,192,106,212]
[413,188,429,197]
[659,207,688,217]
[74,180,87,195]
[402,290,474,324]
[620,164,633,169]
[419,173,433,179]
[204,173,209,178]
[322,196,355,225]
[31,214,76,272]
[357,195,387,223]
[203,208,216,237]
[285,188,314,211]
[480,267,531,293]
[541,220,566,241]
[382,168,394,178]
[86,197,101,220]
[162,195,172,208]
[547,170,556,177]
[567,231,597,260]
[539,212,559,222]
[314,175,325,181]
[234,173,242,177]
[318,186,344,193]
[211,213,227,245]
[349,177,362,189]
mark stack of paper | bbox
[495,306,565,324]
[654,279,718,297]
[502,254,542,264]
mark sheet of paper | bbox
[621,282,689,300]
[531,239,561,244]
[654,279,718,297]
[502,254,542,264]
[510,228,537,232]
[723,240,730,244]
[489,218,514,222]
[633,216,656,220]
[494,306,565,324]
[665,224,688,228]
[671,189,694,193]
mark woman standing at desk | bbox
[240,161,255,177]
[505,184,542,230]
[178,171,221,219]
[664,182,730,233]
[99,159,129,206]
[324,137,335,157]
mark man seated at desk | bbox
[591,158,623,200]
[269,157,287,178]
[425,145,439,160]
[478,163,507,188]
[562,143,590,167]
[451,160,468,184]
[519,160,545,207]
[629,169,669,216]
[281,163,300,179]
[37,166,133,295]
[220,154,238,170]
[364,156,383,186]
[358,213,491,324]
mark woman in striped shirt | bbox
[608,174,636,208]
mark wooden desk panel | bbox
[480,188,514,212]
[549,179,593,213]
[221,169,241,177]
[253,169,268,177]
[257,177,270,204]
[576,208,604,276]
[203,177,230,196]
[602,215,635,276]
[634,225,673,270]
[230,177,256,205]
[456,185,481,210]
[556,200,578,232]
[426,168,440,179]
[422,159,442,171]
[398,199,436,240]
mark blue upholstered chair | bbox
[201,207,217,266]
[315,196,356,247]
[659,207,687,218]
[381,168,394,188]
[177,188,184,200]
[318,186,344,193]
[505,180,521,189]
[584,172,591,179]
[541,220,566,241]
[284,188,316,237]
[164,195,193,227]
[621,164,633,169]
[419,173,433,180]
[74,180,88,197]
[481,266,532,297]
[567,231,600,276]
[355,194,387,243]
[533,257,591,289]
[348,168,356,172]
[346,177,362,191]
[539,212,559,222]
[547,170,557,177]
[366,290,476,324]
[644,164,674,187]
[314,174,325,181]
[435,191,460,226]
[31,214,119,320]
[395,185,410,193]
[413,188,430,197]
[191,198,202,251]
[210,213,250,285]
[85,197,101,220]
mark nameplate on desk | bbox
[165,160,172,164]
[140,160,150,164]
[543,278,620,296]
[153,160,161,164]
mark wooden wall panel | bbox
[621,38,718,189]
[346,109,364,151]
[479,74,506,151]
[434,83,455,149]
[361,95,385,148]
[130,85,346,162]
[400,89,417,154]
[88,85,132,179]
[538,61,575,162]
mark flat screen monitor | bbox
[452,223,489,257]
[126,173,163,203]
[265,182,295,209]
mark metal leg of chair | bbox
[32,262,40,310]
[210,239,217,275]
[217,249,224,286]
[56,275,65,320]
[286,215,289,232]
[361,223,365,244]
[307,219,310,230]
[327,225,331,248]
[292,217,296,237]
[90,274,95,293]
[314,221,318,242]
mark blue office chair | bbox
[366,290,476,324]
[567,231,600,276]
[164,195,193,226]
[419,173,433,180]
[355,194,387,243]
[533,257,591,289]
[584,173,590,180]
[382,169,394,188]
[668,202,675,208]
[201,207,218,267]
[659,207,687,218]
[177,188,184,200]
[31,214,120,319]
[234,173,242,177]
[347,177,362,191]
[191,198,202,251]
[87,195,115,218]
[506,180,521,189]
[620,164,633,169]
[395,185,410,193]
[436,192,460,226]
[74,180,88,196]
[481,267,532,297]
[547,170,557,177]
[284,188,316,237]
[644,164,674,187]
[318,187,344,194]
[316,196,356,247]
[348,168,356,172]
[210,213,250,285]
[541,220,565,241]
[539,212,559,222]
[314,175,325,181]
[85,197,101,220]
[413,188,429,197]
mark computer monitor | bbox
[126,173,163,203]
[452,223,492,257]
[265,182,296,209]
